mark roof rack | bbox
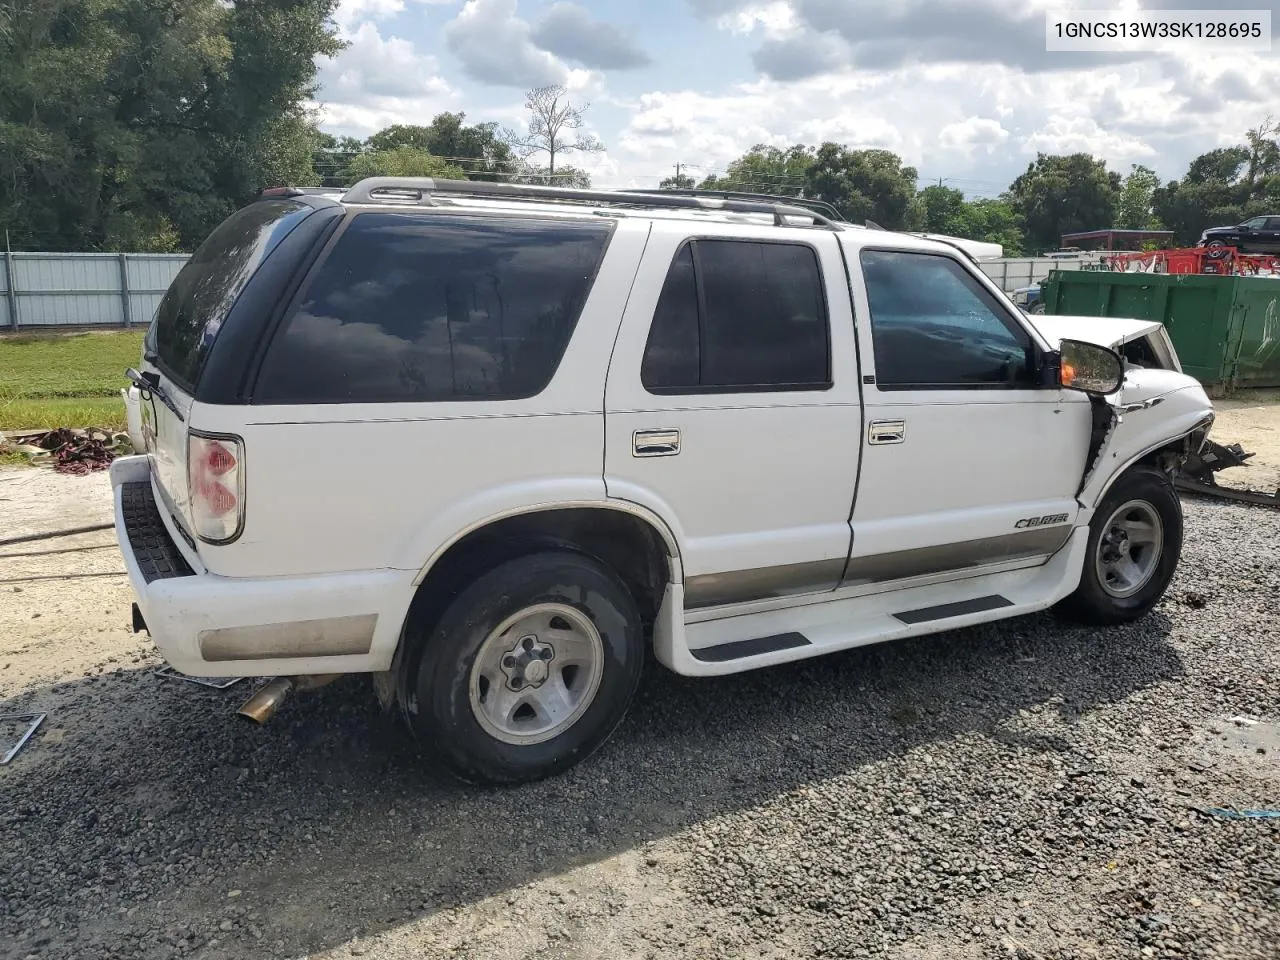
[339,177,840,229]
[620,188,846,223]
[258,186,346,199]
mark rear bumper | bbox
[110,455,412,677]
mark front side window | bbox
[640,239,830,394]
[860,249,1036,389]
[1242,217,1268,229]
[255,213,612,403]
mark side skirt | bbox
[653,528,1089,678]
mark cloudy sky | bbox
[313,0,1280,195]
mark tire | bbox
[1055,465,1182,626]
[403,550,644,785]
[1205,240,1228,259]
[1028,300,1046,315]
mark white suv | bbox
[114,178,1215,784]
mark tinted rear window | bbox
[149,199,313,392]
[254,213,612,404]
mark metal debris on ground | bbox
[0,713,46,765]
[1178,438,1280,509]
[1205,808,1280,820]
[0,428,132,475]
[152,666,245,690]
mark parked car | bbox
[115,178,1216,784]
[1012,281,1044,313]
[1199,215,1280,256]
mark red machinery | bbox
[1100,246,1280,276]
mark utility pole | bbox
[675,162,684,184]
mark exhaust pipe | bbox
[235,674,343,725]
[236,678,294,724]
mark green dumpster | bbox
[1040,270,1280,393]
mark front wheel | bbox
[1055,465,1182,625]
[404,550,644,785]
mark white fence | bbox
[978,255,1104,291]
[0,250,1094,330]
[1,252,189,330]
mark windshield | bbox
[146,198,313,392]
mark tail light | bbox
[188,432,245,543]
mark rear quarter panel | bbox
[188,219,652,579]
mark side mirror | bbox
[1057,339,1124,396]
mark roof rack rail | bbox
[620,188,846,223]
[339,177,840,229]
[258,186,346,199]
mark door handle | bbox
[634,429,681,457]
[868,420,906,445]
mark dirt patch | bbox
[2,470,1277,960]
[1212,390,1280,493]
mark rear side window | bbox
[149,199,313,392]
[641,239,830,393]
[255,213,611,403]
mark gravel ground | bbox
[1,472,1277,960]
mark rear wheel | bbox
[403,550,644,785]
[1055,465,1182,625]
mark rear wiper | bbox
[125,367,185,423]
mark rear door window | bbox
[149,199,314,392]
[640,239,830,393]
[255,213,612,403]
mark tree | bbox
[659,171,696,190]
[916,184,968,234]
[952,198,1024,256]
[698,144,812,196]
[910,186,1023,254]
[507,85,603,176]
[804,145,918,229]
[1153,144,1252,245]
[341,147,467,184]
[1005,153,1121,253]
[416,112,517,181]
[364,124,433,153]
[311,128,365,187]
[0,0,342,252]
[1116,164,1161,230]
[512,164,591,188]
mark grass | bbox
[0,330,142,431]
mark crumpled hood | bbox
[1027,313,1165,351]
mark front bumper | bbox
[111,456,412,677]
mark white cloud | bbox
[443,0,570,87]
[314,22,457,137]
[331,0,460,32]
[1021,117,1156,161]
[939,118,1011,157]
[530,3,651,70]
[615,53,1280,193]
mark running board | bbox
[689,632,810,662]
[893,594,1013,625]
[655,528,1089,677]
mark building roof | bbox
[1060,229,1175,242]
